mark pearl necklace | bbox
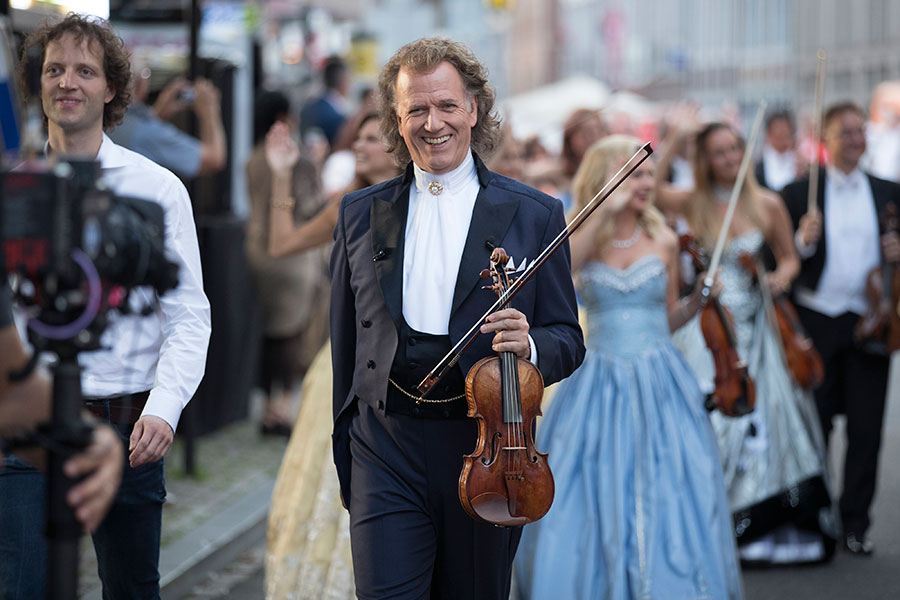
[611,224,642,249]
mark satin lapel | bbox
[371,182,411,329]
[450,184,519,318]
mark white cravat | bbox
[761,144,798,192]
[403,151,479,334]
[795,167,880,317]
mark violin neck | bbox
[500,351,523,424]
[713,301,740,349]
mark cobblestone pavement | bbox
[77,416,288,598]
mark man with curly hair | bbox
[327,37,584,599]
[0,13,210,599]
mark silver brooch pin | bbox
[428,181,444,196]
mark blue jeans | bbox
[0,421,166,600]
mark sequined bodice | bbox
[713,230,765,344]
[579,255,671,356]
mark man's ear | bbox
[105,86,115,104]
[467,96,478,128]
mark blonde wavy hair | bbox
[570,135,665,257]
[688,122,764,249]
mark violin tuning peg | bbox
[479,268,491,280]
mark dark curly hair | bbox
[377,37,501,166]
[19,13,133,131]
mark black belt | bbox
[83,391,151,427]
[385,378,468,419]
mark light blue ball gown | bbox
[515,254,742,600]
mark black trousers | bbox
[348,402,521,600]
[796,307,890,535]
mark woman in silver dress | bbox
[657,121,839,565]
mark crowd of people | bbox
[256,35,899,600]
[1,11,899,600]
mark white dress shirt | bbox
[79,135,211,432]
[761,143,798,192]
[402,151,538,362]
[794,167,880,317]
[403,151,479,334]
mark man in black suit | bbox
[781,102,900,556]
[329,38,584,599]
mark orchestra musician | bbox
[782,101,900,556]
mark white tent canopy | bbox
[499,75,610,155]
[499,76,661,155]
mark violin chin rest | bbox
[468,492,532,527]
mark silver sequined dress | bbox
[673,230,838,563]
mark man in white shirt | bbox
[0,14,210,599]
[328,38,584,599]
[782,102,900,557]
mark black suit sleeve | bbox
[329,197,357,423]
[528,200,585,386]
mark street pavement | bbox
[76,396,288,599]
[741,358,900,600]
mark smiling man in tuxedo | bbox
[328,38,584,599]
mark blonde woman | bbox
[515,136,741,599]
[264,113,400,599]
[660,122,838,565]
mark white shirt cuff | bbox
[141,390,183,433]
[528,334,539,367]
[795,229,817,259]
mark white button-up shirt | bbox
[37,135,211,432]
[795,166,880,317]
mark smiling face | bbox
[824,109,867,173]
[395,61,478,174]
[40,33,114,137]
[353,117,396,184]
[624,161,655,214]
[703,126,743,185]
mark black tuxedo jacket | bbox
[781,171,900,292]
[329,155,585,504]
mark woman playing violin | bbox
[515,136,741,600]
[657,122,839,565]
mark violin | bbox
[856,203,900,353]
[458,247,554,526]
[679,233,756,416]
[737,252,824,389]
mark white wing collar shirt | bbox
[402,150,538,362]
[79,134,211,432]
[794,165,880,317]
[403,150,479,335]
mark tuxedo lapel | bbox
[371,175,412,329]
[450,183,519,318]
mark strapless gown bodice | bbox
[580,255,672,356]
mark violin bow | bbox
[417,142,654,396]
[703,101,767,293]
[808,50,827,215]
